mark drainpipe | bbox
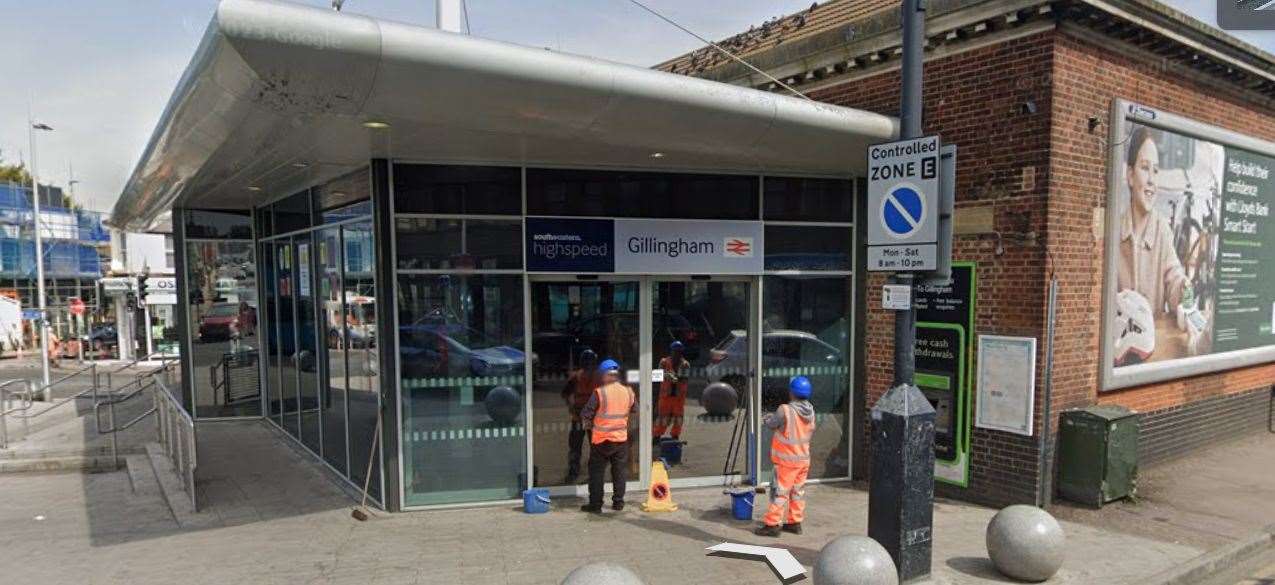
[1038,276,1059,507]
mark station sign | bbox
[525,217,763,274]
[867,135,940,272]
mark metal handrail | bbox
[0,363,99,450]
[151,366,196,510]
[4,362,101,420]
[0,379,35,449]
[104,351,178,392]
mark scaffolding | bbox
[0,181,109,348]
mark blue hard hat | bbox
[789,376,813,399]
[669,341,685,352]
[598,359,621,374]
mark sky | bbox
[0,0,1272,214]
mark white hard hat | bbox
[1114,289,1156,365]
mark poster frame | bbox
[1101,99,1275,391]
[975,334,1037,436]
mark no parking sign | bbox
[867,135,940,271]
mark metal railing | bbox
[0,356,196,510]
[152,368,196,510]
[0,379,35,449]
[0,362,101,449]
[104,351,179,395]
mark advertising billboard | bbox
[1102,100,1275,390]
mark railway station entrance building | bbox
[114,0,894,511]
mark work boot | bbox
[754,524,782,537]
[782,523,803,535]
[580,503,603,514]
[612,501,625,511]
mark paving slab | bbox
[0,418,1202,585]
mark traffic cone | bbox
[642,460,679,512]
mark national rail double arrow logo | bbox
[880,182,926,239]
[724,237,754,257]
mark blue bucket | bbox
[522,488,551,514]
[729,490,755,521]
[659,439,684,465]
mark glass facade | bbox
[252,169,382,504]
[182,210,258,419]
[229,163,857,511]
[398,274,526,506]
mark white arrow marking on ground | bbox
[706,542,806,583]
[1259,0,1275,10]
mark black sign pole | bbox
[868,0,937,582]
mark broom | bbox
[351,410,383,521]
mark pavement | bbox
[1053,432,1275,551]
[0,352,1271,585]
[7,418,1267,585]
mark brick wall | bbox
[807,24,1275,509]
[1047,30,1275,430]
[1135,386,1272,466]
[813,32,1056,507]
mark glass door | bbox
[529,278,647,494]
[649,278,757,485]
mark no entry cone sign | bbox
[642,460,678,512]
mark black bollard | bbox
[868,383,936,582]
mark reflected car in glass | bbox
[325,294,377,348]
[197,303,249,342]
[81,322,118,353]
[399,319,525,379]
[526,311,695,372]
[706,329,844,410]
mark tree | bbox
[0,152,79,210]
[0,159,33,187]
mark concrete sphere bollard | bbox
[812,535,899,585]
[560,562,646,585]
[986,505,1066,582]
[701,382,739,418]
[484,386,522,425]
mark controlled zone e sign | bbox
[867,135,940,272]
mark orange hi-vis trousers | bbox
[762,463,809,526]
[653,393,686,439]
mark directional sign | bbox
[868,135,940,271]
[706,543,805,584]
[100,277,136,294]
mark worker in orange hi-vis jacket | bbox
[756,376,816,537]
[653,341,690,442]
[560,349,599,484]
[579,359,637,513]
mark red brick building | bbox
[662,0,1275,507]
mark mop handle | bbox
[359,411,383,511]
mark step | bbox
[125,453,163,498]
[0,455,120,474]
[0,445,129,460]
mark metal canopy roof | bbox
[112,0,898,230]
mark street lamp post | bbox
[28,121,53,395]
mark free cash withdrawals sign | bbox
[914,262,976,487]
[867,135,940,271]
[525,217,763,274]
